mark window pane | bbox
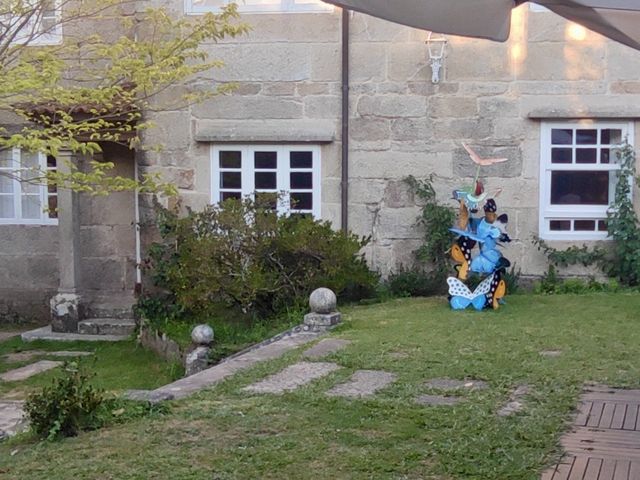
[47,155,56,168]
[255,152,277,169]
[256,192,278,210]
[0,150,13,168]
[47,196,58,219]
[255,172,276,189]
[220,151,241,169]
[601,129,622,144]
[220,171,241,189]
[574,220,596,231]
[576,148,597,164]
[551,148,572,164]
[291,192,313,210]
[0,175,13,193]
[550,220,571,231]
[0,196,14,218]
[290,151,313,169]
[290,172,312,189]
[598,220,608,231]
[550,171,609,205]
[551,129,572,145]
[576,129,597,144]
[221,191,242,201]
[601,148,610,164]
[21,195,41,219]
[22,151,39,169]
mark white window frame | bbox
[0,149,58,225]
[7,1,62,46]
[185,0,333,15]
[538,120,634,241]
[211,144,321,218]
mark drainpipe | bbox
[340,8,350,232]
[134,157,142,295]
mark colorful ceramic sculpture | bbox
[446,145,511,310]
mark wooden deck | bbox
[542,386,640,480]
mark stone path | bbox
[542,385,640,479]
[0,331,23,342]
[303,339,351,359]
[326,370,397,398]
[4,350,93,362]
[128,330,322,401]
[0,360,63,382]
[243,362,341,394]
[424,378,488,391]
[0,401,26,440]
[498,385,530,417]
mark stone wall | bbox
[137,4,640,279]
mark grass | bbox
[0,337,181,399]
[2,293,640,479]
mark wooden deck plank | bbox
[612,460,629,480]
[568,456,589,480]
[576,401,594,427]
[552,457,576,480]
[622,404,638,431]
[611,404,627,430]
[600,403,616,429]
[583,457,602,479]
[598,459,617,480]
[542,387,640,480]
[587,402,605,428]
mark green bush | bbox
[139,197,378,324]
[386,267,446,297]
[25,362,105,440]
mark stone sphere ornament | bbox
[191,324,214,345]
[309,288,337,314]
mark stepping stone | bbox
[415,394,462,406]
[388,351,409,359]
[539,350,562,358]
[326,370,397,398]
[497,385,530,417]
[4,350,93,362]
[0,401,26,440]
[123,390,175,403]
[303,339,351,359]
[243,362,340,394]
[0,360,63,382]
[424,378,488,391]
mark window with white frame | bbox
[0,149,58,225]
[211,145,321,217]
[4,0,62,45]
[186,0,333,14]
[539,121,633,240]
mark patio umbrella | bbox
[321,0,640,51]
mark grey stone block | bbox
[326,370,397,398]
[50,293,82,333]
[0,360,63,382]
[415,394,462,406]
[243,362,341,394]
[77,318,136,336]
[303,312,341,330]
[123,390,175,403]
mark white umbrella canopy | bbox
[321,0,640,51]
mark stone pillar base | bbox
[303,312,342,331]
[50,293,83,333]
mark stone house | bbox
[3,1,640,327]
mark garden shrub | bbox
[139,197,378,326]
[25,362,105,440]
[386,266,445,297]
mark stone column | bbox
[50,150,83,332]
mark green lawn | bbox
[2,293,640,479]
[0,337,181,399]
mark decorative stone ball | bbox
[309,288,337,314]
[191,324,214,345]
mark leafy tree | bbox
[0,0,248,194]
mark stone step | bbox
[77,318,137,336]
